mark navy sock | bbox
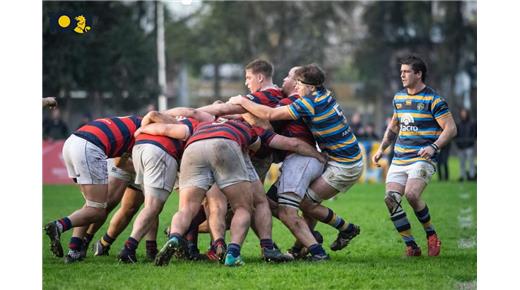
[125,237,139,251]
[260,239,274,250]
[308,243,326,256]
[146,240,157,252]
[227,243,241,258]
[69,237,83,252]
[57,217,72,233]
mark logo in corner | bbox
[50,13,92,35]
[73,15,91,34]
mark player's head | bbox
[294,64,325,97]
[282,66,301,96]
[399,55,427,88]
[245,59,274,93]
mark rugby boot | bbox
[306,253,330,262]
[44,222,63,257]
[155,236,187,266]
[93,240,111,256]
[118,248,137,264]
[405,245,422,257]
[330,224,361,251]
[64,250,84,264]
[224,253,245,267]
[427,234,442,256]
[262,247,294,263]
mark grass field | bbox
[43,160,477,290]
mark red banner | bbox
[43,140,73,184]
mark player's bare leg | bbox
[155,186,206,266]
[93,187,143,256]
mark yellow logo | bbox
[396,103,403,109]
[405,100,412,106]
[51,13,92,34]
[73,15,91,34]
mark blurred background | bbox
[42,0,477,184]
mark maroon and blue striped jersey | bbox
[186,119,260,151]
[134,117,200,161]
[74,115,141,158]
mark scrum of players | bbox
[44,57,453,266]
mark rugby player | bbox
[372,55,457,256]
[229,64,364,258]
[44,115,141,263]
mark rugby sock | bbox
[321,208,353,232]
[260,239,274,250]
[84,232,94,244]
[414,205,436,237]
[168,232,183,240]
[101,233,115,247]
[391,211,418,248]
[69,237,83,252]
[124,237,139,252]
[146,240,157,252]
[308,243,326,256]
[227,243,241,258]
[56,217,72,233]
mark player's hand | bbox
[134,128,143,137]
[418,146,435,159]
[228,95,243,105]
[372,149,383,167]
[42,96,57,109]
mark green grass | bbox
[43,172,476,290]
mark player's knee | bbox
[384,191,403,215]
[404,191,420,204]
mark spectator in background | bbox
[43,108,69,140]
[360,123,379,141]
[42,96,57,109]
[349,112,363,137]
[454,108,477,181]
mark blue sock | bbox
[260,239,274,250]
[227,243,241,258]
[168,232,182,240]
[308,243,326,256]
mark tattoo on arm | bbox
[380,128,398,151]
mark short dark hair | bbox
[399,55,427,82]
[295,64,325,88]
[245,59,274,78]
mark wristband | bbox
[429,143,440,153]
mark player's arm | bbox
[163,107,215,122]
[268,135,326,163]
[228,96,292,121]
[141,111,178,126]
[373,113,400,167]
[197,102,247,117]
[418,114,457,159]
[135,123,191,141]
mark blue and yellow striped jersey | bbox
[392,86,451,166]
[287,88,362,165]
